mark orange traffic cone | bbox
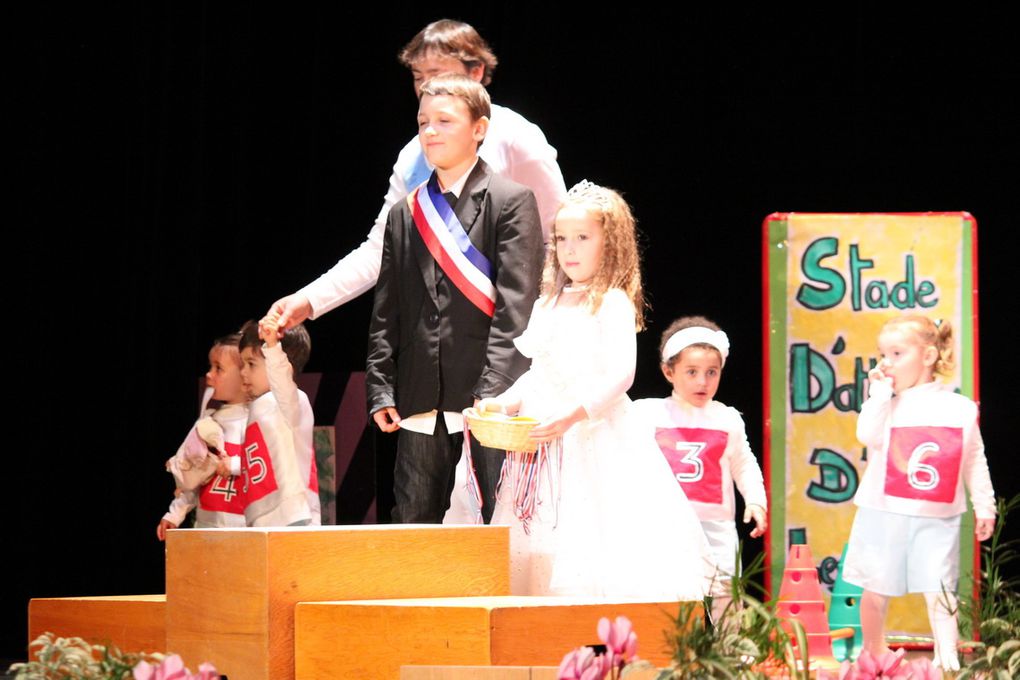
[776,543,835,662]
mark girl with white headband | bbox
[634,315,767,623]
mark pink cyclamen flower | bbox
[133,655,218,680]
[558,646,608,680]
[905,657,943,680]
[597,616,638,661]
[840,649,912,680]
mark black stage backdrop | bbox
[9,4,1018,662]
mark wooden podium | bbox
[30,525,697,680]
[165,525,509,680]
[295,596,681,679]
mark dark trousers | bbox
[392,416,504,524]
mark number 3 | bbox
[675,442,706,482]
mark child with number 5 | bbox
[843,315,995,671]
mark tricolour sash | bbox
[409,176,496,317]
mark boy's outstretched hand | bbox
[743,504,768,538]
[976,518,995,542]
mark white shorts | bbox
[701,519,739,596]
[843,506,960,597]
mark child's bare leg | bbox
[710,593,733,626]
[924,591,960,671]
[860,590,891,656]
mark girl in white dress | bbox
[477,180,713,600]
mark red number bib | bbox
[654,427,728,504]
[241,422,279,503]
[884,426,962,503]
[198,441,246,514]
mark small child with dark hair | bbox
[239,317,320,526]
[157,334,248,540]
[634,315,767,621]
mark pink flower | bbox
[133,655,218,680]
[558,646,608,680]
[838,649,913,680]
[905,657,942,680]
[597,616,638,662]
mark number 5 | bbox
[245,441,267,490]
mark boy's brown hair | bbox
[239,320,312,374]
[419,73,492,122]
[399,19,498,86]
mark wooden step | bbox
[295,595,694,680]
[166,525,509,680]
[28,595,166,654]
[401,667,557,680]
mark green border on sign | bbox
[768,218,789,595]
[958,217,976,606]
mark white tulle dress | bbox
[451,288,713,600]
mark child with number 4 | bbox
[843,315,995,671]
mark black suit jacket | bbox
[366,160,544,418]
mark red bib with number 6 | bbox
[884,426,962,503]
[655,427,728,504]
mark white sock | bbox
[925,591,960,671]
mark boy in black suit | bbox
[366,74,543,524]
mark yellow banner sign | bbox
[764,212,978,636]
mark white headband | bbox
[662,327,730,365]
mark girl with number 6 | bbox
[843,315,995,671]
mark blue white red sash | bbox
[409,175,496,317]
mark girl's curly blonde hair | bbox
[541,180,645,330]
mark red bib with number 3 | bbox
[655,427,728,504]
[199,441,246,513]
[241,422,279,503]
[884,426,962,503]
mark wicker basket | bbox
[464,408,540,453]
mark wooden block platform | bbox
[166,525,509,680]
[28,595,166,653]
[295,595,692,680]
[401,667,558,680]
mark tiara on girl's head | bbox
[565,179,614,212]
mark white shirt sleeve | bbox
[726,408,768,509]
[856,379,893,451]
[296,139,416,317]
[502,119,566,241]
[163,490,197,527]
[263,343,302,429]
[962,413,996,519]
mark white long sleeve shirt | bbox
[854,380,995,519]
[633,394,768,522]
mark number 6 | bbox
[907,441,940,491]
